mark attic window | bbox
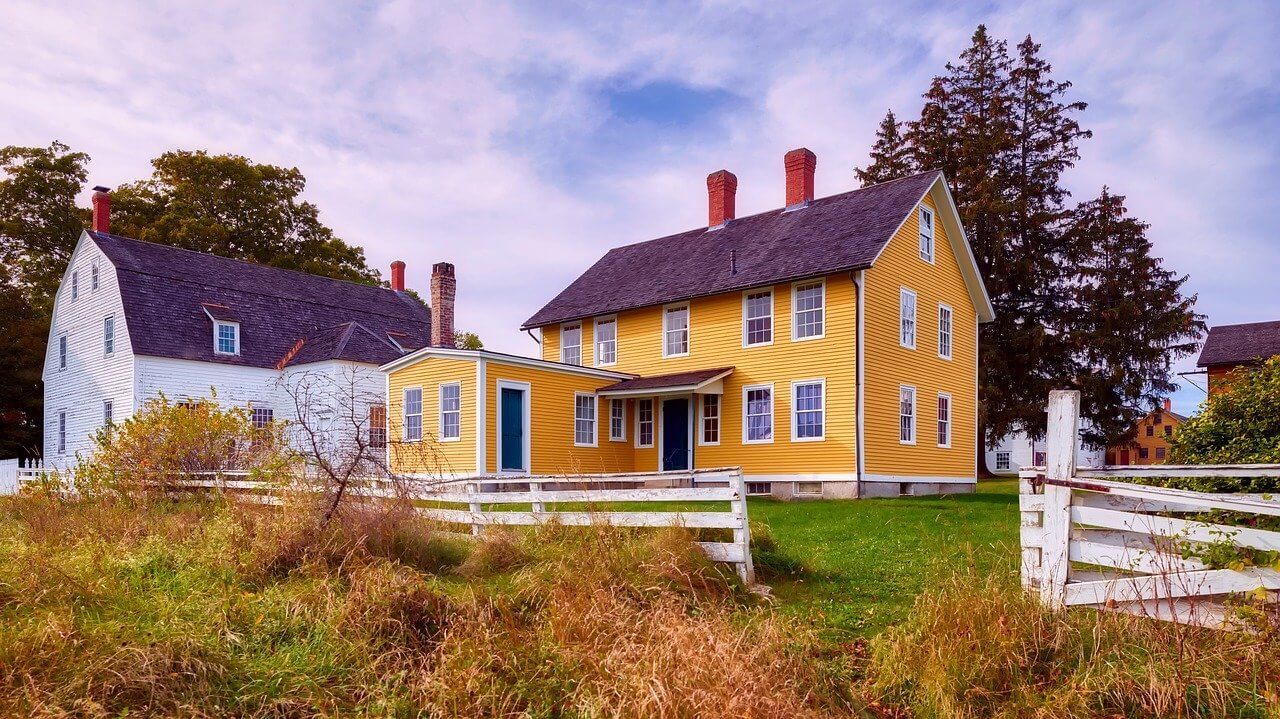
[214,321,240,356]
[919,206,935,263]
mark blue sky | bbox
[3,1,1277,416]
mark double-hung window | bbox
[403,388,423,442]
[744,384,773,444]
[743,291,772,346]
[574,393,597,446]
[792,380,824,441]
[561,323,582,365]
[793,281,825,339]
[937,304,953,359]
[215,321,239,355]
[899,385,916,444]
[899,288,917,349]
[636,399,654,448]
[91,264,100,291]
[595,317,617,366]
[59,335,68,370]
[609,398,626,441]
[919,206,934,262]
[103,400,113,428]
[71,271,79,301]
[103,315,115,356]
[700,394,720,445]
[440,383,461,441]
[369,405,388,448]
[937,393,951,447]
[57,411,66,453]
[995,451,1011,471]
[663,305,689,357]
[251,407,274,429]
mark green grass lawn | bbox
[753,479,1020,638]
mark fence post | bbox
[732,469,755,585]
[530,479,545,515]
[467,481,482,536]
[1040,389,1079,609]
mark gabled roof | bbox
[1197,320,1280,368]
[522,170,993,329]
[89,231,431,369]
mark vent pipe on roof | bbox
[430,262,456,348]
[729,249,737,275]
[390,260,406,292]
[784,148,816,209]
[91,185,111,233]
[706,169,737,229]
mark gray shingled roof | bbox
[1197,320,1280,367]
[522,170,941,329]
[90,231,431,369]
[597,367,733,394]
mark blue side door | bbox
[500,387,525,472]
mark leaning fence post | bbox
[1040,389,1079,609]
[467,480,482,536]
[732,469,755,585]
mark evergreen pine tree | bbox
[1065,188,1205,445]
[854,110,915,186]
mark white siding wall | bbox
[42,234,136,468]
[988,427,1104,475]
[135,356,282,412]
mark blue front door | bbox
[500,387,525,472]
[662,398,690,471]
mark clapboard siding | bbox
[386,356,479,475]
[863,192,978,480]
[42,235,136,467]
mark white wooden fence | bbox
[1020,390,1280,628]
[0,458,46,495]
[173,466,754,583]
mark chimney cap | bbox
[390,259,406,268]
[432,261,455,276]
[92,185,111,193]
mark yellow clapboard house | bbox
[383,148,994,498]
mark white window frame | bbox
[103,400,113,428]
[439,382,461,442]
[918,206,935,263]
[608,398,626,441]
[635,398,655,448]
[742,383,774,445]
[662,303,690,358]
[71,271,79,301]
[899,384,917,445]
[699,393,720,446]
[741,289,773,347]
[251,406,274,429]
[899,288,917,350]
[403,387,423,442]
[937,303,953,360]
[91,263,100,291]
[103,315,115,356]
[792,279,826,341]
[594,315,617,367]
[995,451,1011,471]
[214,320,240,356]
[57,411,66,454]
[560,322,582,366]
[791,379,826,442]
[59,335,68,371]
[574,392,598,447]
[937,392,952,448]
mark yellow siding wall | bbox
[386,357,478,476]
[863,193,978,479]
[483,361,636,475]
[540,273,859,475]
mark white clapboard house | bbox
[985,425,1104,475]
[42,186,452,468]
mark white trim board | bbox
[380,346,633,379]
[861,474,977,485]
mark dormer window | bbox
[918,206,935,263]
[214,321,240,355]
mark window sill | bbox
[791,436,825,443]
[742,340,773,349]
[662,352,690,359]
[743,438,774,445]
[793,333,826,342]
[574,442,598,449]
[439,437,461,443]
[900,440,917,446]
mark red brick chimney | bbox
[706,170,737,228]
[430,262,456,348]
[1163,398,1172,412]
[784,148,816,208]
[91,185,111,233]
[390,260,406,292]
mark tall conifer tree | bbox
[855,110,916,186]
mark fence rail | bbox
[1020,390,1280,629]
[171,466,754,583]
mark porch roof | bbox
[596,367,734,397]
